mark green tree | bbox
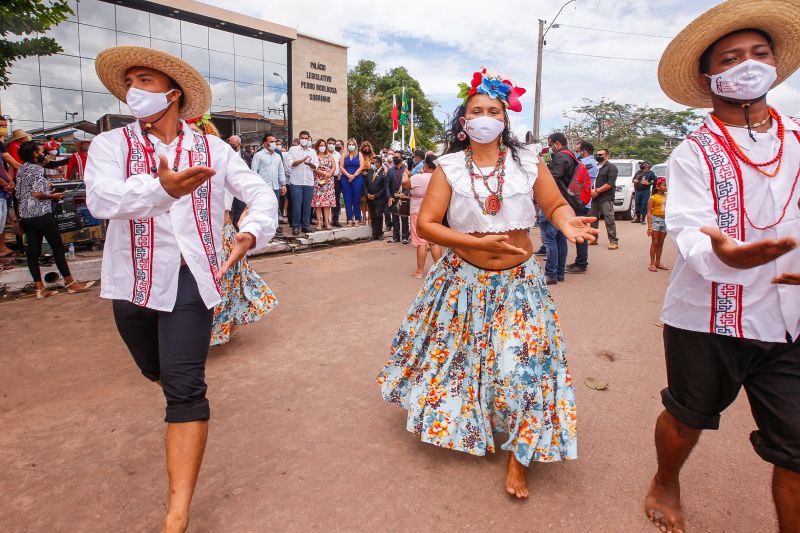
[347,59,442,150]
[0,0,74,88]
[560,98,702,162]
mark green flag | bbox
[400,89,408,127]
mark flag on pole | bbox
[408,98,416,150]
[391,94,399,133]
[400,87,408,127]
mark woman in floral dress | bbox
[311,139,336,229]
[186,115,279,346]
[377,69,596,498]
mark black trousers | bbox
[392,212,409,241]
[112,267,214,423]
[367,198,386,239]
[22,213,70,283]
[662,325,800,473]
[384,203,392,229]
[332,178,342,223]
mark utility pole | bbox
[533,18,545,143]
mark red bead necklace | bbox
[710,108,784,178]
[142,126,186,177]
[465,144,507,216]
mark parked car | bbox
[652,162,667,179]
[610,159,643,220]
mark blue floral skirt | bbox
[210,223,278,346]
[377,250,577,466]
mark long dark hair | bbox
[443,97,524,167]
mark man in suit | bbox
[363,154,388,240]
[228,135,252,228]
[385,150,409,243]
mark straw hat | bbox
[95,46,211,120]
[10,129,30,143]
[658,0,800,108]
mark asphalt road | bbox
[0,221,776,532]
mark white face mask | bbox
[300,139,310,147]
[707,59,777,101]
[318,145,326,153]
[328,143,336,152]
[348,144,356,152]
[49,150,58,156]
[268,142,277,151]
[126,87,176,119]
[463,116,506,144]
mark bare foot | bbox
[649,265,658,272]
[410,271,424,279]
[645,476,685,532]
[162,512,188,533]
[657,264,669,271]
[505,453,529,499]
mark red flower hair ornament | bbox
[457,68,526,112]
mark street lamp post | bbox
[532,0,576,143]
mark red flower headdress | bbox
[457,68,526,112]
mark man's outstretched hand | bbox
[701,227,797,269]
[216,232,255,280]
[158,154,215,198]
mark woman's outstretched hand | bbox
[560,216,598,244]
[477,234,528,255]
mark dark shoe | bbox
[565,264,587,274]
[302,227,314,233]
[534,247,547,256]
[332,222,342,228]
[558,277,565,282]
[389,239,400,243]
[631,217,640,223]
[276,226,284,235]
[402,239,409,244]
[640,220,647,225]
[292,228,300,236]
[373,236,384,241]
[545,277,558,285]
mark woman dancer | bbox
[378,69,596,498]
[311,139,336,229]
[187,115,278,346]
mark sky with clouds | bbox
[201,0,800,139]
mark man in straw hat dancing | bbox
[646,0,800,531]
[84,46,278,532]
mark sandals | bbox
[37,289,59,300]
[648,266,658,272]
[66,280,96,294]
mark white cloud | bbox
[202,0,800,136]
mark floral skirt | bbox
[377,250,577,466]
[211,223,278,346]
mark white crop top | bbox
[438,144,540,234]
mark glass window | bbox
[209,28,234,53]
[150,14,180,42]
[266,63,288,89]
[116,33,150,47]
[181,46,209,77]
[65,0,78,22]
[0,84,43,123]
[180,21,208,49]
[43,21,80,56]
[264,87,288,112]
[235,82,263,110]
[235,56,263,85]
[209,51,235,80]
[42,87,83,123]
[80,58,105,93]
[263,41,287,65]
[39,54,82,90]
[77,0,115,30]
[83,92,121,122]
[8,55,40,86]
[209,78,235,109]
[151,39,181,57]
[115,6,150,36]
[234,34,262,60]
[79,25,117,59]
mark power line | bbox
[543,49,658,62]
[554,24,674,39]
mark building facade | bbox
[0,0,347,146]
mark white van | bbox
[610,159,643,220]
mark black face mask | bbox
[362,148,371,154]
[335,146,342,152]
[393,157,402,165]
[596,155,606,162]
[35,154,46,164]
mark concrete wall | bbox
[290,34,348,142]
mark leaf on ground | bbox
[596,350,617,362]
[585,377,609,391]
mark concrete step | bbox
[1,225,374,294]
